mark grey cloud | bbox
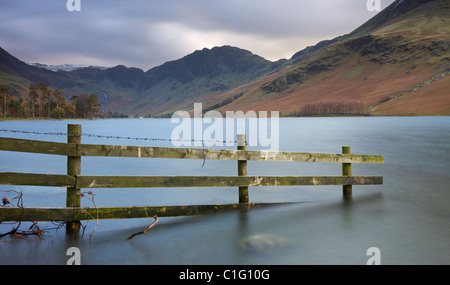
[0,0,396,70]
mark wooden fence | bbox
[0,124,383,233]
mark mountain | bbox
[0,46,81,96]
[1,0,449,117]
[206,0,450,116]
[348,0,439,37]
[126,46,286,116]
[0,45,286,116]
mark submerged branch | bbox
[127,215,159,240]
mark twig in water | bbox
[201,138,206,167]
[0,220,44,240]
[127,215,159,240]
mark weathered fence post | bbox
[66,124,81,235]
[237,134,248,203]
[342,146,352,197]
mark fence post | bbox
[342,146,352,197]
[237,134,248,203]
[66,124,81,235]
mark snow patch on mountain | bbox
[27,62,107,72]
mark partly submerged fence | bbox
[0,124,383,233]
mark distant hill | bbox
[127,46,287,116]
[1,0,449,117]
[208,0,450,116]
[0,45,286,117]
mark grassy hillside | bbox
[205,0,450,116]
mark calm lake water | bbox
[1,117,449,265]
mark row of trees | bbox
[294,101,367,116]
[0,83,101,119]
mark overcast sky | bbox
[0,0,395,71]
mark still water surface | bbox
[0,117,449,264]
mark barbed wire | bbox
[0,128,238,144]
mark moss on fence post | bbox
[342,146,352,197]
[238,134,249,203]
[66,124,81,236]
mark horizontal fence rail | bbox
[0,137,76,156]
[0,125,384,233]
[0,172,75,187]
[0,203,293,222]
[0,172,383,188]
[0,137,384,163]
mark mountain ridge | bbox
[207,0,450,116]
[1,0,449,117]
[0,45,289,116]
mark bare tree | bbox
[28,83,39,118]
[36,82,48,117]
[0,86,10,119]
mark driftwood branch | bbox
[127,215,159,240]
[1,191,44,239]
[1,190,44,239]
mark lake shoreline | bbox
[1,114,449,122]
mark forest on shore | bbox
[0,83,115,120]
